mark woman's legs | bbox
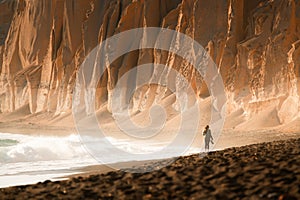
[205,140,209,150]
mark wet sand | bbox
[1,138,299,199]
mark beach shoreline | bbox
[1,112,300,192]
[1,138,299,199]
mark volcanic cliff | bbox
[0,0,299,129]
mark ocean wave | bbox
[0,133,88,163]
[0,139,19,147]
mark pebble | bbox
[0,138,299,199]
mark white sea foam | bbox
[0,133,88,163]
[0,132,202,188]
[0,133,96,187]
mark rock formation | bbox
[0,0,299,127]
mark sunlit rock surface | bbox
[0,0,299,127]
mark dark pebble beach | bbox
[1,138,300,200]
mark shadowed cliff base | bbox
[0,138,299,199]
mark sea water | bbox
[0,133,98,188]
[0,132,202,188]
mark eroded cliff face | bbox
[0,0,299,126]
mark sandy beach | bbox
[0,138,299,199]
